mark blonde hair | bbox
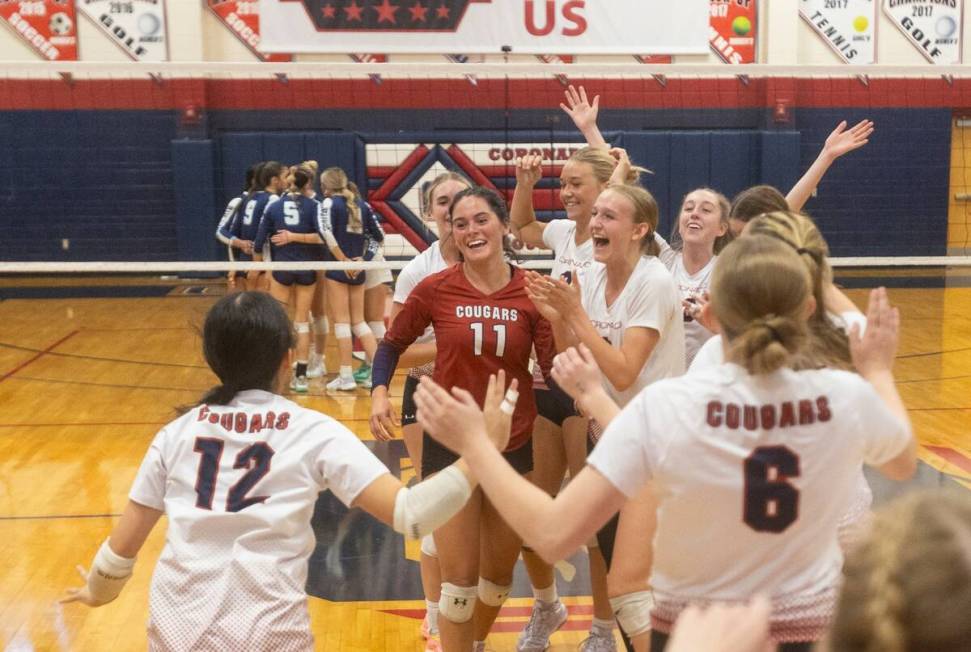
[301,159,319,174]
[603,185,661,256]
[421,171,471,217]
[711,235,811,375]
[321,167,361,233]
[568,146,648,186]
[830,490,971,652]
[745,211,852,370]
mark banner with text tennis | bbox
[883,0,962,64]
[800,0,877,63]
[259,0,710,54]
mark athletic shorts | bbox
[272,270,316,286]
[325,269,367,286]
[534,380,578,427]
[365,253,394,290]
[422,432,533,477]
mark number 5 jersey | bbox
[129,390,389,652]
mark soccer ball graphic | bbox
[50,12,73,36]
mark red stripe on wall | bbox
[2,78,971,111]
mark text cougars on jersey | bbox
[456,305,519,321]
[197,405,291,433]
[706,396,832,430]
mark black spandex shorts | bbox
[422,432,533,478]
[534,380,579,427]
[272,270,316,286]
[401,375,419,426]
[325,269,366,286]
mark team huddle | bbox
[62,88,971,652]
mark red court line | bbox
[924,445,971,476]
[0,330,79,383]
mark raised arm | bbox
[509,154,547,248]
[560,85,607,149]
[786,119,873,212]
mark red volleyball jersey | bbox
[384,264,555,451]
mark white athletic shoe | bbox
[517,600,568,652]
[326,375,357,392]
[307,354,326,379]
[290,375,309,394]
[578,631,617,652]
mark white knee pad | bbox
[610,590,655,638]
[294,321,310,334]
[334,323,351,339]
[439,583,477,623]
[477,577,512,607]
[420,534,438,558]
[352,321,372,338]
[313,316,329,335]
[368,320,387,340]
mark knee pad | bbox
[294,321,310,334]
[439,583,477,623]
[610,590,655,638]
[420,534,438,558]
[477,577,512,607]
[352,321,372,338]
[368,320,387,340]
[313,316,329,335]
[334,323,351,339]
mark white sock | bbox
[340,365,353,378]
[425,599,439,634]
[533,583,558,605]
[591,617,615,637]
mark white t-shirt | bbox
[393,241,449,345]
[129,390,389,652]
[579,257,685,406]
[542,218,594,280]
[664,252,717,366]
[587,365,911,641]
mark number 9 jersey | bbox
[377,265,556,453]
[127,390,389,651]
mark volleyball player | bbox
[416,234,916,652]
[371,186,556,652]
[230,161,288,291]
[255,165,321,393]
[216,163,261,290]
[510,145,644,651]
[60,291,515,651]
[383,171,469,651]
[317,167,384,391]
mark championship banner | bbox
[77,0,167,60]
[634,55,673,63]
[0,0,78,60]
[800,0,876,63]
[259,0,710,55]
[207,0,291,61]
[883,0,962,63]
[710,0,756,63]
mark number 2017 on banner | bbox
[824,0,849,8]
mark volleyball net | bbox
[1,62,970,274]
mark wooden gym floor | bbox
[0,274,968,651]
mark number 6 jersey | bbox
[129,390,389,652]
[586,364,912,643]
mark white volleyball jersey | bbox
[542,218,594,281]
[579,256,685,406]
[129,390,389,652]
[587,364,911,641]
[665,252,717,365]
[393,241,449,345]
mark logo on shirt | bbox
[706,397,832,430]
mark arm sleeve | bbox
[853,380,913,467]
[128,429,169,511]
[313,421,391,507]
[316,198,340,250]
[362,205,384,261]
[372,278,436,388]
[216,197,241,245]
[585,392,660,498]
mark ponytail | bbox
[198,383,239,406]
[321,166,362,233]
[729,314,807,375]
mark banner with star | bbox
[259,0,709,54]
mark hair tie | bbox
[756,317,783,342]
